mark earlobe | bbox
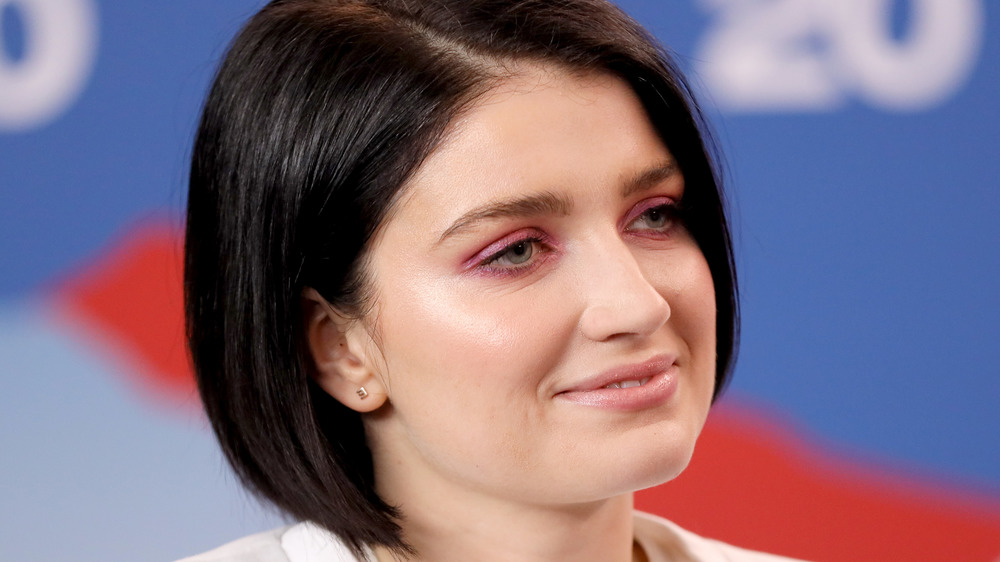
[302,288,387,413]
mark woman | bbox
[182,0,800,560]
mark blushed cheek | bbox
[646,249,717,379]
[644,247,715,316]
[374,271,567,400]
[680,255,718,399]
[371,281,567,479]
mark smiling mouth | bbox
[555,367,677,411]
[553,354,679,410]
[603,377,652,389]
[562,354,676,394]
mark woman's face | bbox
[346,66,716,507]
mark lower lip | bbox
[554,365,678,411]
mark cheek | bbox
[681,254,718,399]
[368,272,577,481]
[372,269,572,414]
[677,253,717,346]
[645,248,717,381]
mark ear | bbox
[302,288,387,413]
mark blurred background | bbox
[1,1,997,560]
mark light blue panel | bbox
[0,301,284,561]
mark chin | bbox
[615,414,706,495]
[629,440,698,493]
[556,435,701,506]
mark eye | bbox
[467,229,554,278]
[495,240,534,265]
[483,237,541,268]
[634,205,672,229]
[624,198,682,236]
[464,227,558,276]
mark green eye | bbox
[644,207,669,228]
[628,203,678,232]
[502,241,534,265]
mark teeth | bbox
[604,377,651,390]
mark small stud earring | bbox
[356,387,368,399]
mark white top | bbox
[178,512,806,561]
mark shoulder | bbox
[633,511,810,562]
[176,526,292,562]
[176,522,370,562]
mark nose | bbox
[577,238,671,342]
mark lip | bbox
[554,354,678,411]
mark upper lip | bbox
[555,354,677,394]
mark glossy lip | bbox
[554,354,678,411]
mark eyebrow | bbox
[437,191,572,244]
[620,159,679,199]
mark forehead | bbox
[389,65,673,232]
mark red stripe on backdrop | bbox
[636,404,1000,561]
[52,221,195,404]
[50,221,1000,560]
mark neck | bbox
[373,482,638,562]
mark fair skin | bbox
[306,65,717,561]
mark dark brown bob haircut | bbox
[185,0,739,556]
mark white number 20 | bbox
[0,0,98,131]
[697,0,984,112]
